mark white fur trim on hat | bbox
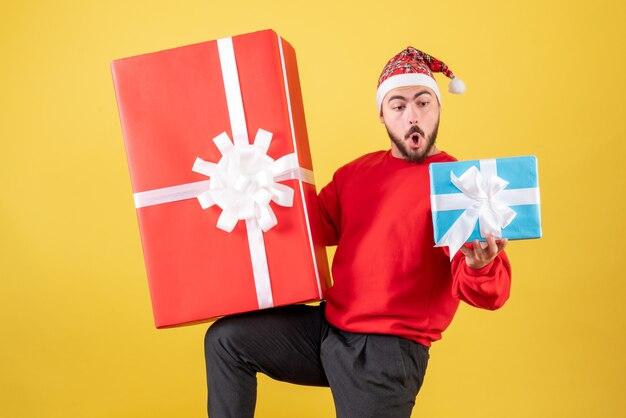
[376,73,441,112]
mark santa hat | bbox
[376,47,465,112]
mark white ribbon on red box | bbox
[132,36,315,310]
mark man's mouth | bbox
[407,132,422,147]
[405,126,425,147]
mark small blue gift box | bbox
[429,156,542,257]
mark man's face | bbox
[380,85,441,163]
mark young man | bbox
[204,47,512,418]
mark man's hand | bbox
[459,234,508,270]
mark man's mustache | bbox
[405,125,425,139]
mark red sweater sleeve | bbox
[317,173,342,247]
[449,248,512,310]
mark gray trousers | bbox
[204,304,429,418]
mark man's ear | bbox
[379,110,385,124]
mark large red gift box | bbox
[111,29,331,328]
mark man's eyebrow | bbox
[387,95,407,102]
[413,91,432,99]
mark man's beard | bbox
[386,118,440,163]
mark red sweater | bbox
[317,150,512,347]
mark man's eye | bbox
[418,101,429,107]
[393,105,405,111]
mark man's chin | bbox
[405,153,428,163]
[403,143,432,163]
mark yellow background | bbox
[1,0,625,417]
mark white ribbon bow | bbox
[192,129,303,233]
[436,165,517,259]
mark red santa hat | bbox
[376,47,465,112]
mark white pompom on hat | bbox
[376,47,465,112]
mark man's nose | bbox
[407,104,419,125]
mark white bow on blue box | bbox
[429,156,542,259]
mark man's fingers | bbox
[472,240,482,257]
[461,235,508,269]
[484,235,498,258]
